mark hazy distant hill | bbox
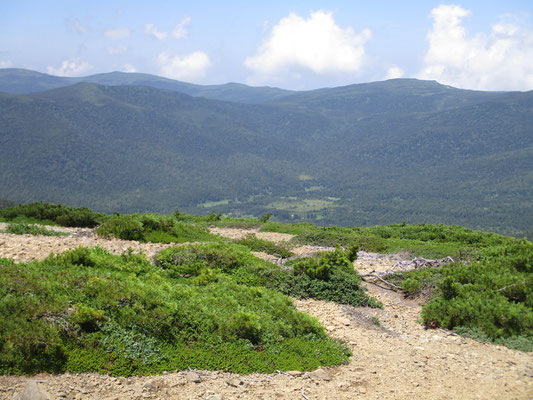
[0,70,531,236]
[0,68,293,103]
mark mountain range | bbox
[0,68,532,237]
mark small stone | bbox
[337,317,351,326]
[185,371,201,383]
[359,387,367,394]
[172,377,187,387]
[206,395,223,400]
[286,371,302,377]
[20,380,51,400]
[308,368,331,381]
[225,378,243,387]
[142,379,158,392]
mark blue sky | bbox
[1,1,532,90]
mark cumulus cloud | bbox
[157,51,210,81]
[418,4,533,90]
[0,60,13,68]
[386,65,405,79]
[145,17,191,40]
[47,60,91,77]
[123,64,137,73]
[105,28,131,40]
[245,10,371,81]
[106,45,127,55]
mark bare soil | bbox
[1,226,532,399]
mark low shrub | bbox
[391,240,532,350]
[157,243,380,308]
[96,214,217,243]
[96,215,145,241]
[0,247,351,375]
[0,202,104,228]
[4,223,68,237]
[233,234,293,258]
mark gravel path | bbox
[1,226,532,399]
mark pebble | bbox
[308,368,331,381]
[286,371,302,377]
[185,371,202,383]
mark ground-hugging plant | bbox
[390,240,533,351]
[95,213,217,243]
[4,223,67,237]
[0,202,104,227]
[0,247,351,376]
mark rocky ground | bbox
[0,226,532,399]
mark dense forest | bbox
[0,69,532,238]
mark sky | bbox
[1,0,533,91]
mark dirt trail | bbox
[1,226,532,399]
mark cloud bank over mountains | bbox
[4,3,532,90]
[419,4,533,91]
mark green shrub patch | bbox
[4,223,68,237]
[390,240,533,351]
[95,213,218,243]
[157,243,380,308]
[233,234,293,259]
[0,247,351,376]
[0,202,104,228]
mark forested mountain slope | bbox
[0,68,293,103]
[0,73,531,237]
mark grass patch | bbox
[233,234,293,258]
[261,222,516,258]
[267,198,338,213]
[453,327,533,352]
[4,223,68,237]
[95,213,219,243]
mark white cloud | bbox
[65,18,88,34]
[172,16,191,39]
[245,10,371,81]
[47,60,91,77]
[105,28,131,40]
[157,51,210,81]
[418,5,533,91]
[145,16,192,40]
[0,60,13,68]
[106,45,127,55]
[123,64,137,73]
[386,65,404,79]
[145,23,167,40]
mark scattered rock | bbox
[337,317,351,326]
[142,379,159,392]
[185,371,202,383]
[19,380,52,400]
[286,371,302,377]
[308,368,331,381]
[225,378,243,387]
